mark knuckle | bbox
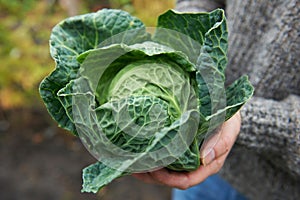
[222,135,230,152]
[214,136,230,159]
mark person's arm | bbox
[133,112,241,189]
[239,95,300,176]
[224,0,300,177]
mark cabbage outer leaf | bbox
[39,9,149,134]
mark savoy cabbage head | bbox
[39,8,254,193]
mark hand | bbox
[132,112,241,190]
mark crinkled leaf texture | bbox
[65,42,200,193]
[39,9,150,134]
[39,8,254,193]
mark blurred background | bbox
[0,0,175,199]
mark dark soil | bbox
[0,106,171,200]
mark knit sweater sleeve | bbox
[226,0,300,176]
[240,95,300,176]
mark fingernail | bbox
[201,148,215,166]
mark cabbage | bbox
[39,9,254,193]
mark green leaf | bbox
[154,9,253,141]
[154,9,228,118]
[76,42,196,106]
[167,139,200,171]
[80,108,200,193]
[224,75,254,120]
[196,9,228,120]
[154,9,225,65]
[82,162,127,193]
[39,9,149,135]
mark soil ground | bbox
[0,106,171,200]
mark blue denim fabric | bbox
[172,174,247,200]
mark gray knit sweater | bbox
[176,0,300,199]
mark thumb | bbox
[200,112,241,166]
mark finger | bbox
[132,169,188,187]
[147,168,190,189]
[133,147,231,189]
[147,152,229,190]
[135,168,192,189]
[132,172,159,184]
[200,112,241,166]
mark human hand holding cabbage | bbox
[133,111,241,189]
[39,9,253,193]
